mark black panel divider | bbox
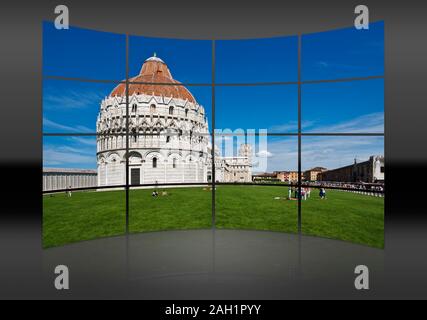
[42,183,385,195]
[211,40,216,229]
[42,132,384,137]
[125,34,130,234]
[297,34,302,233]
[42,74,384,87]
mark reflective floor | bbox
[41,229,385,299]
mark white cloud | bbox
[69,136,97,146]
[43,148,95,167]
[43,142,96,168]
[317,61,329,68]
[43,87,105,110]
[307,112,384,133]
[256,150,273,158]
[269,120,314,133]
[315,60,366,71]
[43,117,92,133]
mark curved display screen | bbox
[43,21,384,248]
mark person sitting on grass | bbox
[161,190,168,196]
[152,190,158,197]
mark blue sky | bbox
[216,36,298,83]
[215,85,298,132]
[43,80,113,133]
[43,136,97,169]
[43,21,384,171]
[301,78,384,133]
[43,22,126,80]
[301,136,384,171]
[302,21,384,80]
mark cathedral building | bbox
[96,54,252,186]
[215,144,252,183]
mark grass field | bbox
[301,190,384,248]
[43,185,384,248]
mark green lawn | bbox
[302,189,384,248]
[129,187,212,233]
[216,185,298,234]
[43,186,384,248]
[43,189,126,248]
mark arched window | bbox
[173,158,177,169]
[132,104,137,113]
[152,157,157,168]
[150,104,156,113]
[169,106,174,115]
[185,109,189,117]
[166,136,170,143]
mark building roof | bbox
[307,167,328,171]
[322,155,383,173]
[43,168,97,174]
[253,172,277,177]
[110,54,196,103]
[273,171,298,174]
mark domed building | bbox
[96,54,211,186]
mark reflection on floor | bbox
[42,229,384,299]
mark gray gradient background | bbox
[0,0,426,299]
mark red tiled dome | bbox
[110,55,196,103]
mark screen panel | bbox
[43,79,123,134]
[42,21,126,80]
[301,136,384,248]
[215,136,298,234]
[215,85,298,134]
[301,79,384,133]
[216,36,298,83]
[42,135,126,248]
[302,21,384,81]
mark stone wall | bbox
[43,169,97,191]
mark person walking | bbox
[302,188,307,201]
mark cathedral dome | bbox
[110,54,196,103]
